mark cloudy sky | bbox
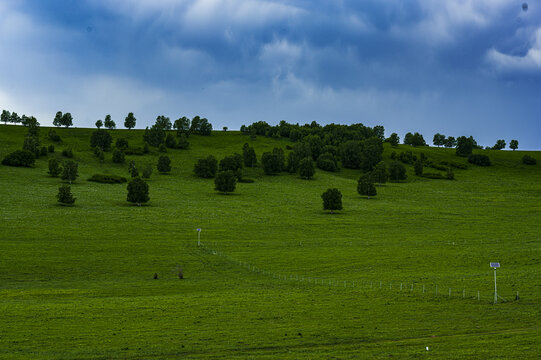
[1,0,540,149]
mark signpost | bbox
[197,228,201,247]
[490,262,500,304]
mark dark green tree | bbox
[414,158,423,176]
[48,158,62,177]
[53,111,63,127]
[373,125,385,140]
[61,160,78,184]
[242,143,257,167]
[522,155,536,165]
[287,142,312,173]
[357,175,377,198]
[155,115,172,130]
[219,154,243,179]
[90,129,113,151]
[199,118,213,135]
[177,134,189,149]
[361,136,384,172]
[316,152,338,172]
[157,156,171,173]
[404,132,426,146]
[509,139,518,151]
[389,161,407,181]
[142,164,153,179]
[95,119,103,129]
[128,160,139,177]
[298,157,315,179]
[165,133,177,148]
[194,156,218,178]
[492,139,506,150]
[386,133,400,147]
[2,150,35,167]
[124,112,136,130]
[143,126,166,147]
[261,148,284,175]
[173,116,190,136]
[433,133,446,147]
[10,112,20,125]
[1,110,10,125]
[112,149,125,163]
[61,113,73,128]
[456,136,474,157]
[116,138,129,150]
[445,136,457,148]
[57,184,76,205]
[127,177,149,206]
[214,170,237,194]
[371,162,388,184]
[104,115,116,129]
[23,134,41,157]
[340,140,362,169]
[321,188,342,214]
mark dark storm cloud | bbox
[1,0,540,148]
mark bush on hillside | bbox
[62,148,74,158]
[112,148,125,163]
[468,154,491,166]
[88,174,128,184]
[194,155,218,178]
[522,155,536,165]
[389,161,407,181]
[2,150,35,167]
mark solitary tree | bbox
[433,133,446,147]
[48,158,62,177]
[157,155,171,173]
[104,115,116,129]
[492,139,506,150]
[61,160,78,184]
[298,157,315,179]
[194,155,217,178]
[142,164,153,179]
[57,184,76,205]
[95,120,103,129]
[509,139,519,151]
[128,160,139,177]
[321,188,342,214]
[386,133,400,147]
[1,110,11,125]
[215,170,237,194]
[124,112,136,130]
[127,177,149,206]
[357,175,377,198]
[90,129,113,151]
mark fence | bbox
[196,241,520,304]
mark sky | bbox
[0,0,540,149]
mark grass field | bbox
[0,124,540,359]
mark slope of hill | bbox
[1,124,540,359]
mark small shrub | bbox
[57,184,75,205]
[2,150,35,167]
[128,160,139,178]
[127,177,149,206]
[215,170,237,194]
[142,165,153,179]
[157,155,171,173]
[468,154,491,166]
[321,188,342,213]
[165,134,177,149]
[177,134,189,150]
[112,148,125,163]
[87,174,128,184]
[428,163,447,171]
[357,175,377,198]
[316,153,338,172]
[48,158,62,177]
[62,148,73,158]
[48,145,55,153]
[522,155,536,165]
[116,138,129,150]
[48,129,61,142]
[194,156,217,178]
[158,143,167,153]
[40,146,48,156]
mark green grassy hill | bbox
[1,124,540,359]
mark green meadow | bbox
[0,124,540,359]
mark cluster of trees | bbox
[1,110,41,127]
[53,111,73,128]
